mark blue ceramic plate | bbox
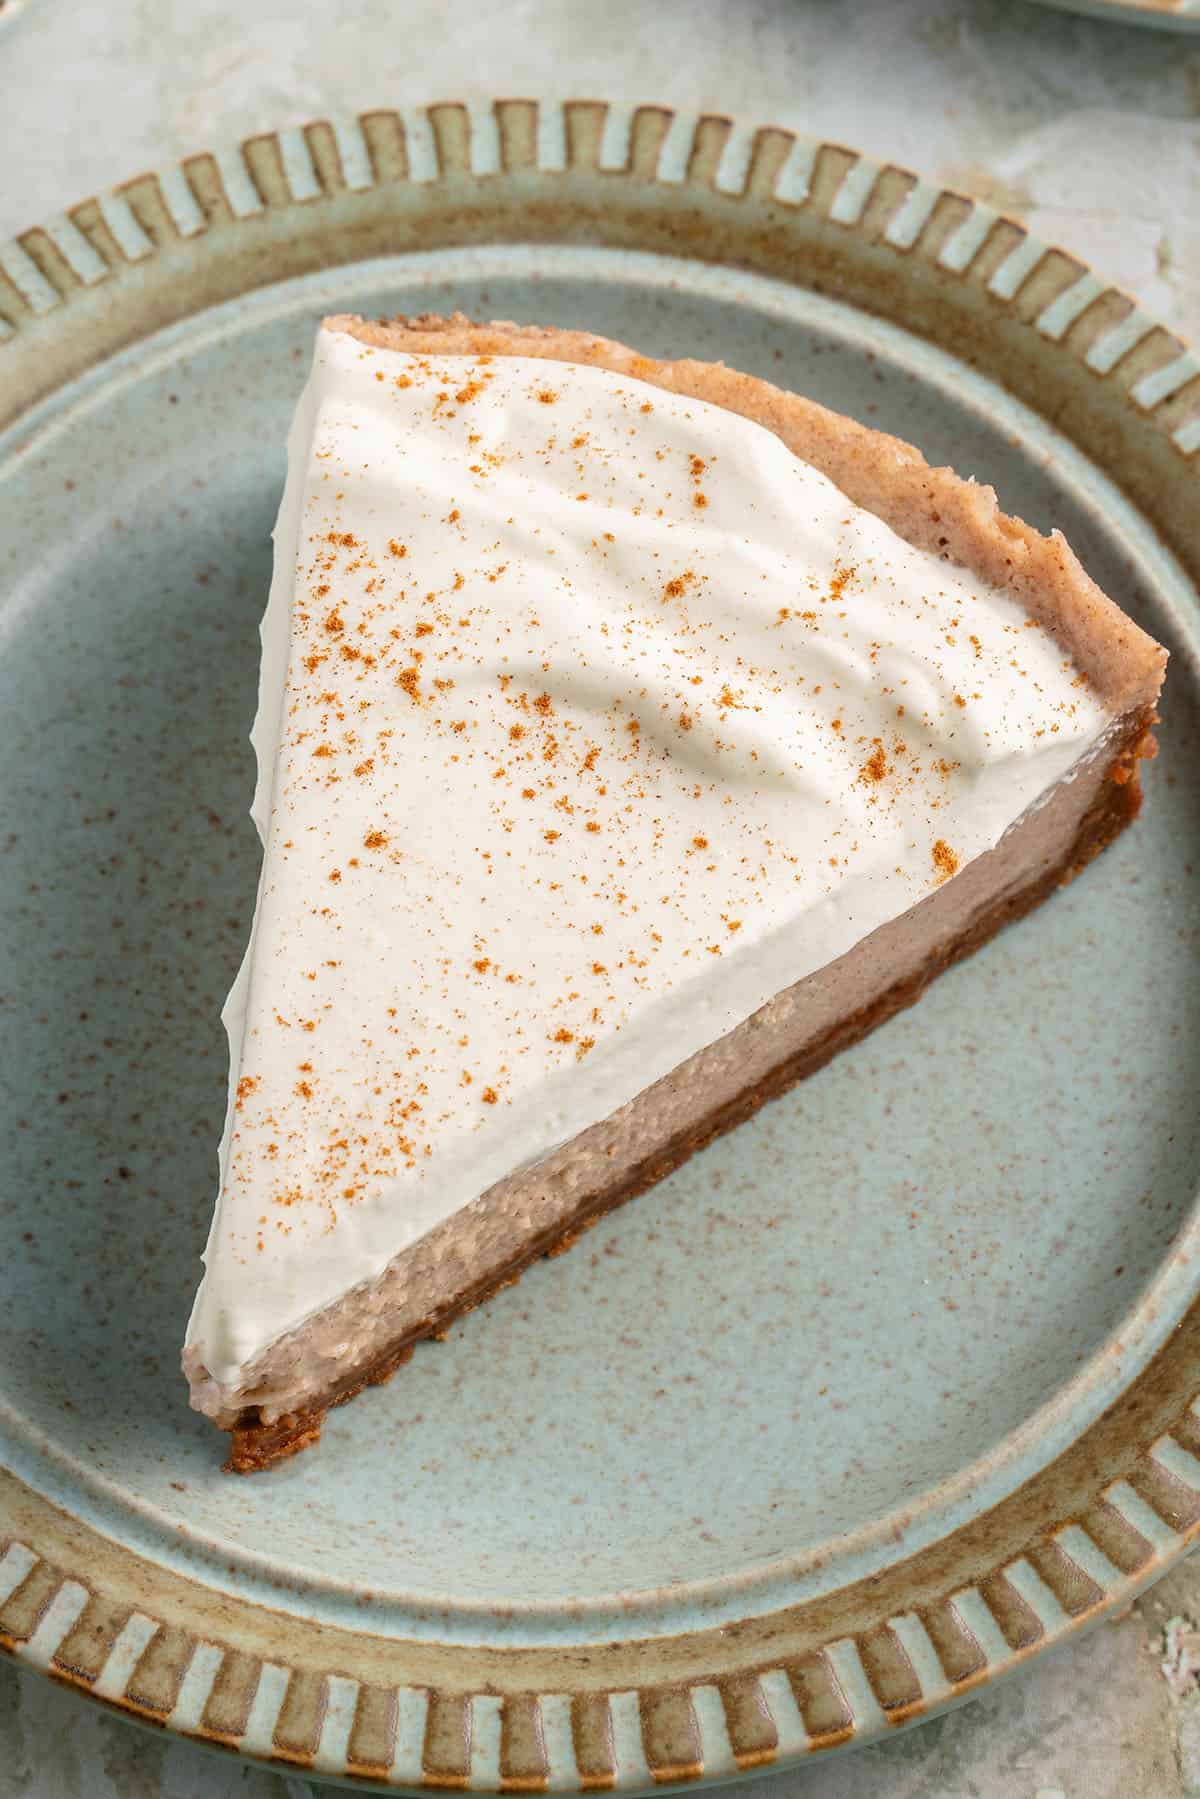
[0,104,1198,1791]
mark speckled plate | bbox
[1,101,1199,1792]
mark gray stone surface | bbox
[1,0,1198,1792]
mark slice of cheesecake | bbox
[184,315,1166,1471]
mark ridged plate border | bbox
[2,99,1199,1790]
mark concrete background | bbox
[2,0,1199,1792]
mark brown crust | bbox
[225,714,1154,1473]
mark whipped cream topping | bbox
[186,326,1112,1390]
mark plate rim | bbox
[1,97,1199,1791]
[1029,0,1200,31]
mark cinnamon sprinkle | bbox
[931,839,960,882]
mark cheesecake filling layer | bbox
[186,328,1111,1397]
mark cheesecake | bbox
[184,315,1166,1471]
